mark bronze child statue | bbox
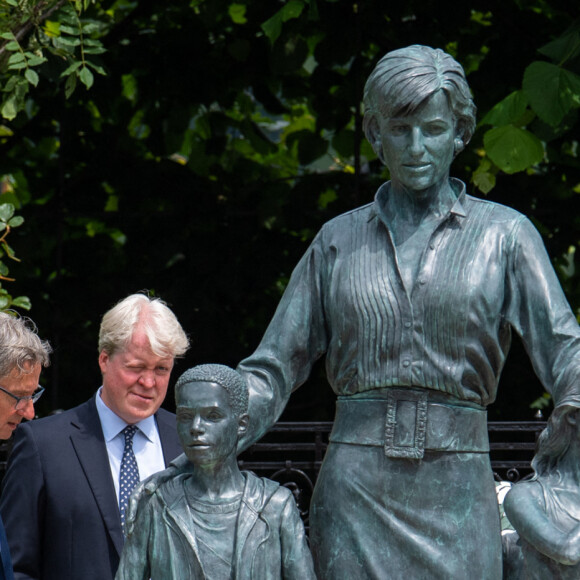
[116,364,316,580]
[504,397,580,579]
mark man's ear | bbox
[238,413,249,434]
[98,351,109,374]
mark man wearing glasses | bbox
[0,311,51,580]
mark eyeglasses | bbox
[0,385,44,411]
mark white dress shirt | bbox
[95,387,166,503]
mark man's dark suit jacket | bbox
[0,516,14,580]
[0,395,182,580]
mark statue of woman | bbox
[138,45,580,578]
[505,398,580,579]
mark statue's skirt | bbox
[310,429,503,578]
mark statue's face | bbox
[375,90,457,194]
[176,381,244,467]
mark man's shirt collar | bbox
[95,386,157,443]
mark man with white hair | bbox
[0,294,189,580]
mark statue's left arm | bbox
[505,216,580,404]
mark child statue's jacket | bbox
[115,470,316,580]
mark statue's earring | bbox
[454,138,464,154]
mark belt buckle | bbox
[384,388,428,459]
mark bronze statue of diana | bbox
[137,45,580,579]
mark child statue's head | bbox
[174,364,249,467]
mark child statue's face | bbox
[176,381,246,467]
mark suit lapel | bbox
[69,397,125,556]
[155,410,181,466]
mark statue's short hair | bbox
[363,45,477,145]
[175,364,248,417]
[0,311,52,379]
[98,293,189,359]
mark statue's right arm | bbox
[236,235,329,453]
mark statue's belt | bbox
[330,387,489,459]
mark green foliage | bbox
[0,0,578,420]
[0,0,108,120]
[476,24,580,193]
[0,202,29,311]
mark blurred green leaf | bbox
[11,296,31,310]
[484,125,544,174]
[262,0,304,43]
[523,61,580,126]
[229,3,247,24]
[25,68,39,87]
[0,204,15,222]
[480,91,528,127]
[79,66,94,89]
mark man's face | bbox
[375,90,457,194]
[98,329,174,424]
[176,381,247,468]
[0,362,41,439]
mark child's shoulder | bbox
[242,471,296,513]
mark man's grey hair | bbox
[0,311,51,379]
[363,44,477,146]
[98,293,189,358]
[175,364,248,417]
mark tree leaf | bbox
[7,52,26,65]
[262,0,304,43]
[83,47,107,55]
[538,30,580,65]
[8,216,24,227]
[27,55,48,67]
[0,204,15,223]
[523,61,580,126]
[7,62,27,71]
[484,125,544,174]
[25,69,40,87]
[60,61,83,77]
[0,98,17,121]
[86,61,106,75]
[472,158,497,194]
[11,296,31,310]
[43,20,61,37]
[59,24,81,35]
[480,91,528,127]
[79,66,94,89]
[64,73,77,99]
[54,36,81,47]
[4,41,20,51]
[229,3,247,24]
